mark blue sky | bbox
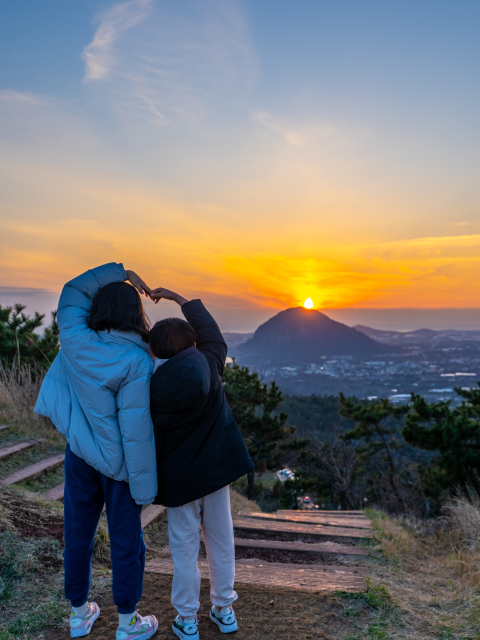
[1,1,479,330]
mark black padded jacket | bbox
[150,300,253,507]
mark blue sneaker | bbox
[209,605,238,634]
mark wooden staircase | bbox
[0,428,166,528]
[0,427,370,592]
[146,508,372,593]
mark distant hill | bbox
[223,332,254,349]
[233,307,387,363]
[354,324,480,349]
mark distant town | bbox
[225,324,480,405]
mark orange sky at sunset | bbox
[1,1,479,331]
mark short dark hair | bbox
[87,281,151,342]
[149,318,196,359]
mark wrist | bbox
[175,294,189,306]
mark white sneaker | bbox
[209,605,238,634]
[116,612,158,639]
[69,602,100,638]
[172,614,199,640]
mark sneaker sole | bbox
[143,619,159,639]
[209,611,238,634]
[70,605,100,638]
[172,623,199,640]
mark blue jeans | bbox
[64,445,146,613]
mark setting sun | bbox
[304,298,314,309]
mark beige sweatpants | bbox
[167,485,238,618]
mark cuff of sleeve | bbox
[118,263,128,281]
[135,499,153,506]
[181,299,204,317]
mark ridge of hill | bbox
[354,324,480,348]
[233,307,386,363]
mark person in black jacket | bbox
[149,287,253,640]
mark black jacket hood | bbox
[151,347,210,413]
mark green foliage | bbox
[223,362,298,497]
[281,393,355,434]
[1,601,65,639]
[277,474,314,509]
[341,578,392,610]
[341,580,397,640]
[0,304,59,368]
[403,386,480,497]
[0,532,23,604]
[340,394,409,510]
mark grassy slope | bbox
[2,395,480,639]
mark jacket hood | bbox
[151,346,211,413]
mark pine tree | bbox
[403,387,480,497]
[223,362,295,499]
[339,393,409,510]
[0,305,59,368]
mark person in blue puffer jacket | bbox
[35,262,159,640]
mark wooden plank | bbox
[0,425,9,432]
[145,557,366,593]
[238,511,372,530]
[40,486,167,529]
[233,517,372,539]
[0,453,65,486]
[235,558,367,575]
[41,482,65,502]
[0,439,39,460]
[277,509,366,517]
[228,536,370,556]
[141,504,167,528]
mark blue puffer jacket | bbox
[35,263,157,505]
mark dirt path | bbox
[45,574,350,640]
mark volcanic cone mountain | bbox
[234,307,387,363]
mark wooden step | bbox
[141,504,167,528]
[277,509,367,517]
[238,511,372,530]
[0,425,9,432]
[145,557,366,592]
[232,516,372,539]
[40,485,166,529]
[0,453,65,486]
[0,439,39,460]
[228,536,370,556]
[41,482,65,502]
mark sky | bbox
[0,0,479,331]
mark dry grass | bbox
[4,366,480,639]
[362,507,480,639]
[0,363,61,444]
[230,487,262,516]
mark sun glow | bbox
[304,297,314,309]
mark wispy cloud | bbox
[82,0,154,81]
[0,90,49,106]
[252,111,335,147]
[82,0,256,125]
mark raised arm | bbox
[57,263,128,334]
[150,288,227,373]
[182,300,227,373]
[57,263,152,347]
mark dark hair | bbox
[87,281,151,342]
[149,318,196,359]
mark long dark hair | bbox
[87,282,151,342]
